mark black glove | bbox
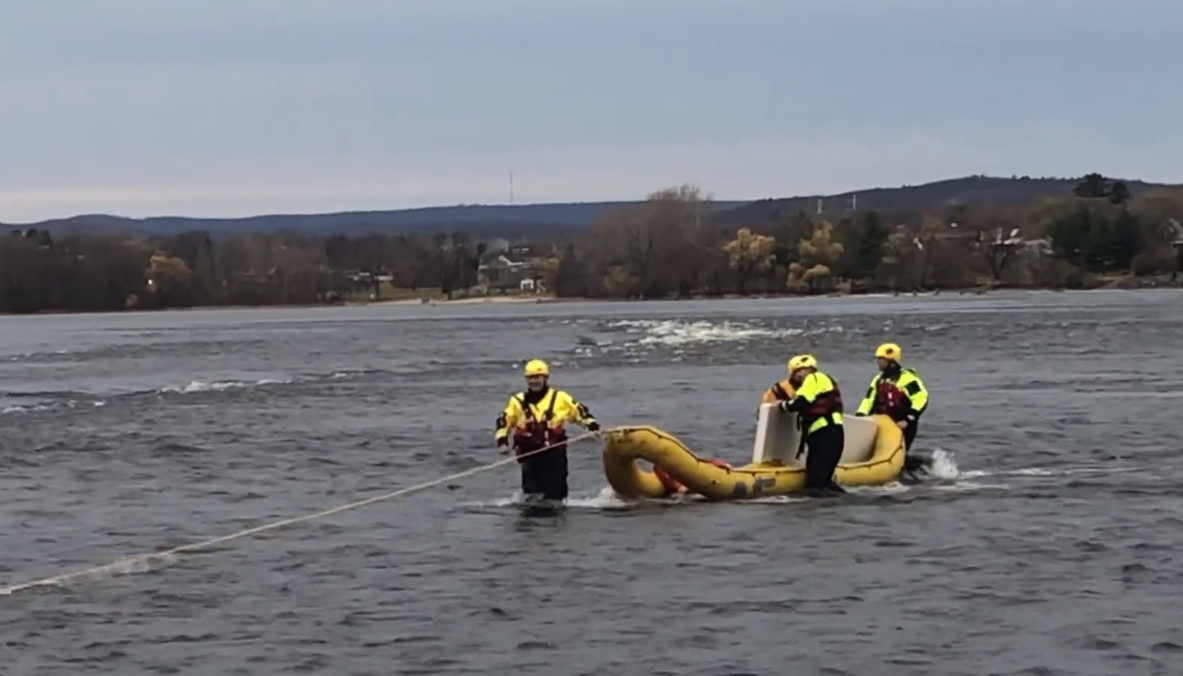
[497,437,508,448]
[778,400,791,413]
[587,421,601,432]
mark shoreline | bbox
[7,279,1180,318]
[12,294,571,317]
[368,295,565,307]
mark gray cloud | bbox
[0,0,1179,221]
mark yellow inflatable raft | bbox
[602,406,905,500]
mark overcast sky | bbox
[0,0,1179,222]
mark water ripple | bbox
[1,291,1182,675]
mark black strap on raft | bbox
[771,382,788,400]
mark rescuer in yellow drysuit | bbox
[778,354,846,495]
[495,359,600,502]
[855,342,931,476]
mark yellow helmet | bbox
[788,354,818,372]
[524,359,550,377]
[875,343,902,362]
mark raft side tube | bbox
[602,409,905,500]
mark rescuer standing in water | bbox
[855,342,931,477]
[495,359,600,503]
[778,354,846,496]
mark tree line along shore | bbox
[2,174,1181,315]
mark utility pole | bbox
[509,172,514,205]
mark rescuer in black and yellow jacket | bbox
[777,354,845,495]
[855,342,930,474]
[495,359,600,503]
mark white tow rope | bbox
[0,431,606,596]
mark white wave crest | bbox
[158,378,291,394]
[466,486,636,511]
[1,400,106,415]
[609,318,848,347]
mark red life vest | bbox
[801,378,844,431]
[653,459,732,495]
[872,376,908,418]
[653,466,683,494]
[512,389,567,460]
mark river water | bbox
[1,290,1181,675]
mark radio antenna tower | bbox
[509,172,515,205]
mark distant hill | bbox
[720,175,1180,224]
[6,175,1179,240]
[9,201,749,240]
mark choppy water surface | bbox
[2,290,1182,675]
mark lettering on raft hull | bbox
[730,476,776,497]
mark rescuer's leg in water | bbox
[538,447,569,502]
[519,450,544,498]
[900,420,932,480]
[804,425,845,496]
[520,446,569,503]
